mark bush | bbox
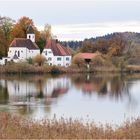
[33,55,46,66]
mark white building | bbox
[7,25,40,63]
[42,39,71,67]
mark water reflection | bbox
[0,74,140,124]
[71,74,132,99]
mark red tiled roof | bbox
[10,38,39,50]
[74,53,98,59]
[44,40,71,56]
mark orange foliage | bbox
[11,16,40,42]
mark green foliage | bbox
[36,38,46,53]
[27,57,33,64]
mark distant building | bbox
[7,25,40,63]
[42,39,71,67]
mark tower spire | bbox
[26,25,35,42]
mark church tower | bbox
[26,25,35,42]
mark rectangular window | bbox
[45,51,47,55]
[48,57,52,61]
[57,57,61,61]
[66,57,69,61]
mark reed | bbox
[0,113,140,139]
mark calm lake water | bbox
[0,73,140,125]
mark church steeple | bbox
[26,25,35,42]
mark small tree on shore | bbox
[33,55,46,66]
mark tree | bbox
[0,30,7,58]
[37,24,52,53]
[33,55,46,66]
[0,16,15,56]
[72,55,84,67]
[11,16,40,42]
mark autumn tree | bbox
[0,16,15,56]
[37,24,52,53]
[11,16,40,42]
[33,54,46,66]
[0,30,6,58]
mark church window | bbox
[48,57,52,61]
[18,51,20,57]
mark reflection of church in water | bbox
[0,76,71,104]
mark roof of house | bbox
[44,39,71,56]
[10,38,39,50]
[74,53,98,59]
[26,25,34,34]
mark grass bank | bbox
[0,62,140,74]
[0,63,122,74]
[0,113,140,139]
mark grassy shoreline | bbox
[0,113,140,139]
[0,62,140,74]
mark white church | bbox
[8,25,40,62]
[0,25,72,67]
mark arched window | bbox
[18,51,20,57]
[29,35,31,39]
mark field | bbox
[0,113,140,139]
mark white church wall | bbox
[8,47,27,60]
[27,49,40,59]
[27,34,35,42]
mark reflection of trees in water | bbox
[0,81,9,104]
[71,74,135,102]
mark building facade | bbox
[7,25,40,63]
[42,39,71,67]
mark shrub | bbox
[33,55,46,66]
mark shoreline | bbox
[0,63,140,74]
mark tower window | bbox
[29,35,31,39]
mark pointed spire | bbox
[26,24,34,34]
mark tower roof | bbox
[26,25,34,34]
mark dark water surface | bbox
[0,73,140,125]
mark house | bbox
[73,53,98,63]
[7,25,40,62]
[42,39,71,67]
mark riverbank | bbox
[0,113,139,139]
[0,62,140,74]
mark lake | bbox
[0,73,140,125]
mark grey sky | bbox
[0,0,140,40]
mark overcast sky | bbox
[0,0,140,40]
